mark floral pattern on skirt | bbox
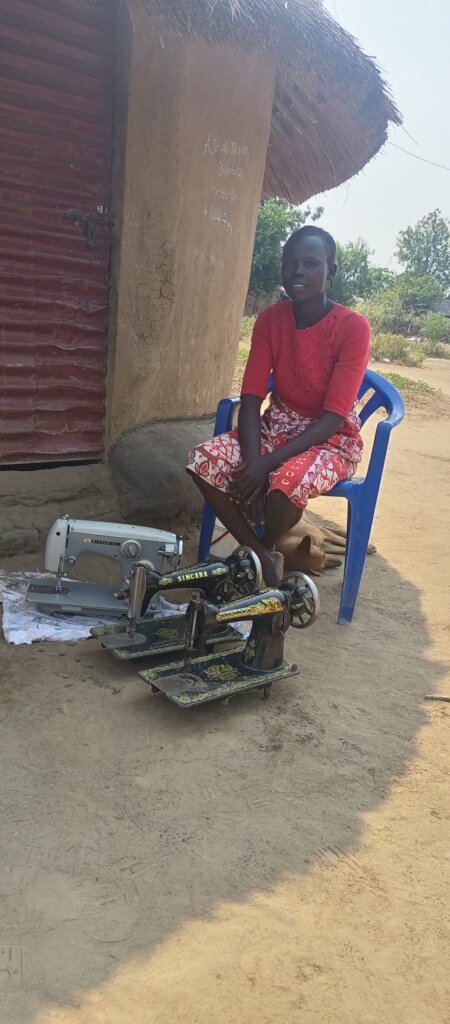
[187,395,363,510]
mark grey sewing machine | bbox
[26,516,183,617]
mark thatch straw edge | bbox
[127,0,401,202]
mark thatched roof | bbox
[130,0,401,203]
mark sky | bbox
[317,0,450,267]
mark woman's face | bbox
[281,235,334,303]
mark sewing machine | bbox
[91,545,264,659]
[26,516,183,617]
[139,571,320,707]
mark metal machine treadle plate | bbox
[90,615,243,660]
[139,650,299,707]
[27,578,129,617]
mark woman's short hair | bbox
[283,225,337,265]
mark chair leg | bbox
[338,494,375,625]
[198,502,216,562]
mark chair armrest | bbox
[365,415,399,487]
[382,397,405,430]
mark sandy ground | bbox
[1,360,449,1024]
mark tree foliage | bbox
[332,239,394,306]
[420,311,450,345]
[396,209,450,291]
[249,199,323,295]
[248,204,450,357]
[355,291,419,337]
[395,274,443,316]
[356,273,444,337]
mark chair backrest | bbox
[267,367,402,430]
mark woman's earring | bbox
[328,278,333,291]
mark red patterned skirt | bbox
[187,395,363,510]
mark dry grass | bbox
[370,333,426,367]
[420,340,450,360]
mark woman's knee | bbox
[266,490,301,516]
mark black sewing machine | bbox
[90,546,264,660]
[139,571,320,707]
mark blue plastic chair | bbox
[197,368,404,624]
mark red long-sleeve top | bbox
[241,301,371,421]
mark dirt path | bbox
[1,361,449,1024]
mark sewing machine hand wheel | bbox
[227,546,263,596]
[282,571,320,629]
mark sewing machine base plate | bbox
[27,578,128,617]
[139,650,298,707]
[91,615,242,660]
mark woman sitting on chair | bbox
[187,226,370,586]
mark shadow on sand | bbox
[0,544,445,1022]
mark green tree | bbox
[333,239,394,306]
[396,209,450,291]
[420,311,450,344]
[356,291,418,337]
[356,273,444,336]
[249,199,323,295]
[333,240,370,305]
[395,274,443,316]
[366,265,396,295]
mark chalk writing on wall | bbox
[203,136,249,161]
[209,184,237,203]
[202,134,250,235]
[203,203,233,231]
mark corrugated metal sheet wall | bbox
[0,0,114,463]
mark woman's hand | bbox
[229,454,274,506]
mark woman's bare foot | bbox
[260,550,284,588]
